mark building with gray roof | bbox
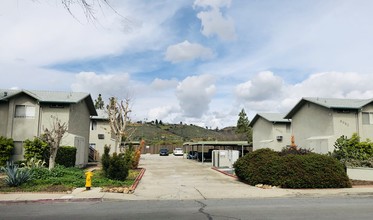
[250,113,291,151]
[0,89,97,166]
[285,97,373,153]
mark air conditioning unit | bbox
[276,136,283,141]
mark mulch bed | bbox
[351,179,373,186]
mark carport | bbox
[183,141,251,164]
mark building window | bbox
[362,112,373,125]
[91,121,97,130]
[98,134,105,139]
[15,105,35,118]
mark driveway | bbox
[129,154,293,200]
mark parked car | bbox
[173,148,184,156]
[159,148,169,156]
[187,151,198,159]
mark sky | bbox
[2,0,373,128]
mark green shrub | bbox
[0,136,14,166]
[23,138,48,161]
[1,161,32,187]
[332,133,373,168]
[234,148,351,188]
[101,145,111,176]
[107,153,129,181]
[234,149,282,185]
[55,146,76,167]
[123,144,134,169]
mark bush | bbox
[234,148,351,188]
[279,146,313,156]
[123,144,134,169]
[1,161,32,187]
[55,146,76,167]
[332,134,373,167]
[101,145,111,176]
[332,133,373,168]
[0,136,14,166]
[23,138,48,161]
[107,153,129,181]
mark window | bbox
[98,134,105,139]
[91,121,97,130]
[15,105,35,118]
[362,112,373,125]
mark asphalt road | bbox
[1,197,373,220]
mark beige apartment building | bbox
[0,89,97,167]
[89,109,116,157]
[250,113,291,151]
[285,97,373,153]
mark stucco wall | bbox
[11,96,39,141]
[89,119,115,157]
[272,123,291,151]
[360,103,373,140]
[347,167,373,181]
[292,102,334,152]
[331,110,359,152]
[68,100,91,165]
[252,117,273,150]
[0,103,9,137]
[252,118,291,151]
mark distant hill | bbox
[129,123,244,146]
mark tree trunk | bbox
[49,147,58,170]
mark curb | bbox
[130,168,146,191]
[211,167,237,179]
[0,197,103,204]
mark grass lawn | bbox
[0,165,139,193]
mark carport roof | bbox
[183,141,250,147]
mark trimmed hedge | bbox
[234,148,351,188]
[0,136,14,166]
[55,146,77,168]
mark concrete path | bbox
[1,154,373,203]
[124,154,373,200]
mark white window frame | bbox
[15,105,35,118]
[362,112,373,125]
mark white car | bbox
[173,148,184,156]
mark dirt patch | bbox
[351,179,373,186]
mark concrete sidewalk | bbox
[1,154,373,203]
[1,183,373,204]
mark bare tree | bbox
[61,0,113,22]
[42,116,68,170]
[107,96,135,153]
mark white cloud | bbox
[71,72,130,97]
[236,71,373,118]
[176,74,216,118]
[235,71,284,101]
[194,0,236,41]
[165,41,214,63]
[151,78,178,90]
[148,105,179,121]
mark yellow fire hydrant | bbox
[85,171,93,190]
